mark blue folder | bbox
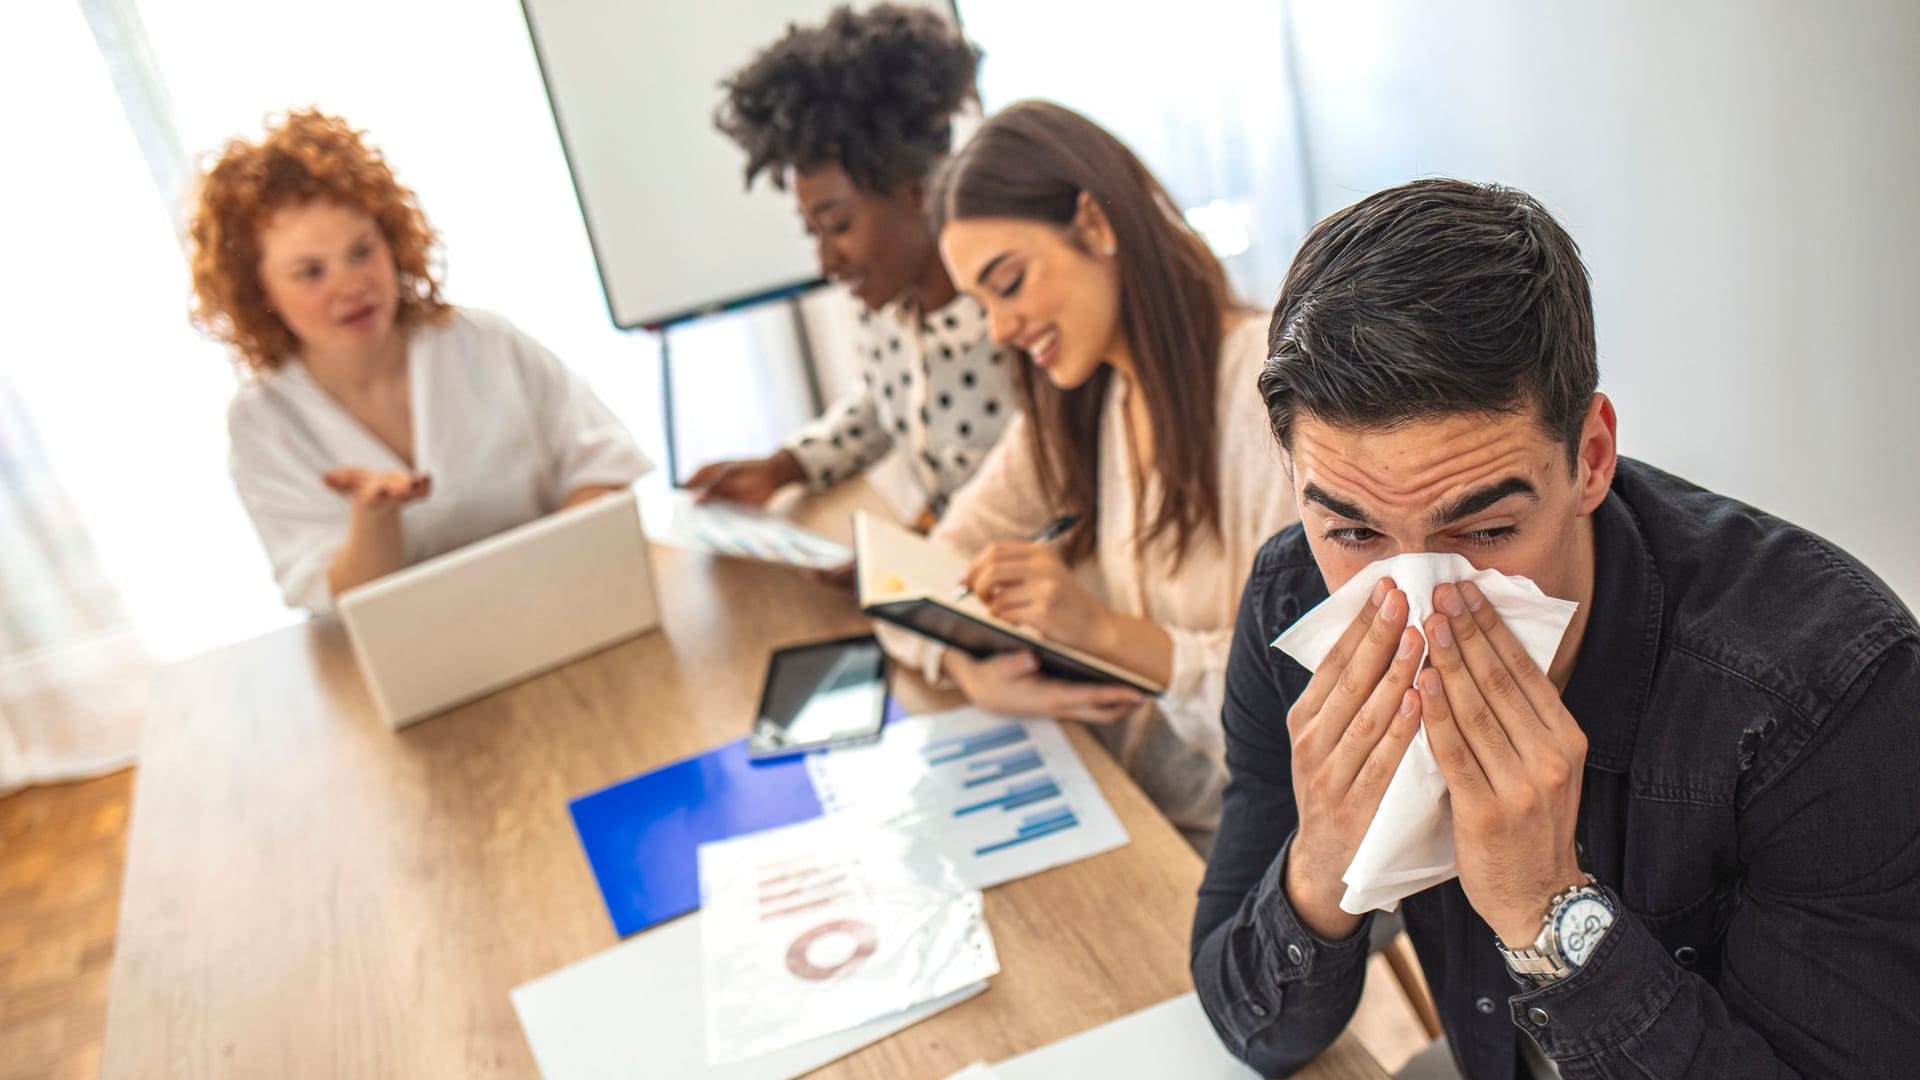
[570,698,908,936]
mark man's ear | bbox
[1574,393,1618,515]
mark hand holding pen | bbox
[955,515,1121,656]
[955,515,1079,601]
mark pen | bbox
[954,515,1080,601]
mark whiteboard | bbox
[519,0,951,330]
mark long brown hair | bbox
[932,100,1231,567]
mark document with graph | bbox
[651,488,853,570]
[804,707,1129,888]
[697,815,998,1064]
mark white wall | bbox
[1287,0,1920,603]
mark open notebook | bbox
[853,512,1164,695]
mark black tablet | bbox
[747,635,889,761]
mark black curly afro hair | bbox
[715,4,981,193]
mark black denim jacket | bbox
[1191,459,1920,1078]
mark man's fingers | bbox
[1455,581,1565,730]
[1292,577,1396,721]
[1418,666,1489,797]
[1349,687,1422,805]
[1424,609,1522,787]
[1325,625,1425,794]
[1299,586,1410,763]
[1436,584,1555,772]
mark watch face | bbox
[1554,894,1615,968]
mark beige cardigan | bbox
[894,318,1298,841]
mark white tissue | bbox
[1271,553,1578,914]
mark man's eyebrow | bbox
[1428,477,1539,529]
[1301,483,1378,527]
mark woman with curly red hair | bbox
[190,110,649,613]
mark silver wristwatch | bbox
[1495,876,1616,984]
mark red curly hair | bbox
[188,110,449,371]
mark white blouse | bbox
[785,293,1019,516]
[893,318,1299,842]
[227,307,652,614]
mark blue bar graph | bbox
[954,776,1060,816]
[976,807,1081,855]
[923,724,1030,766]
[962,748,1044,788]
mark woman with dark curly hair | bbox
[191,110,650,613]
[687,4,1017,524]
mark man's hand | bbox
[1283,578,1426,940]
[1419,580,1588,945]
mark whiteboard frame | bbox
[517,0,964,331]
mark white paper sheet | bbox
[649,488,852,570]
[697,816,999,1065]
[510,914,986,1080]
[992,993,1256,1079]
[805,708,1131,889]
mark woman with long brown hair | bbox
[894,101,1298,849]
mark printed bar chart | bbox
[922,724,1030,766]
[975,807,1081,856]
[804,709,1130,889]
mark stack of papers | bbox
[517,708,1131,1078]
[511,915,986,1080]
[699,815,999,1064]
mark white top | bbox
[785,294,1019,516]
[228,307,652,614]
[890,318,1299,841]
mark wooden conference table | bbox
[100,483,1386,1079]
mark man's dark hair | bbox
[714,4,980,193]
[1260,178,1598,462]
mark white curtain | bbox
[0,0,196,793]
[2,0,678,791]
[0,380,151,795]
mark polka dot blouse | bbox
[784,293,1019,516]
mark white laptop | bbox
[337,490,661,729]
